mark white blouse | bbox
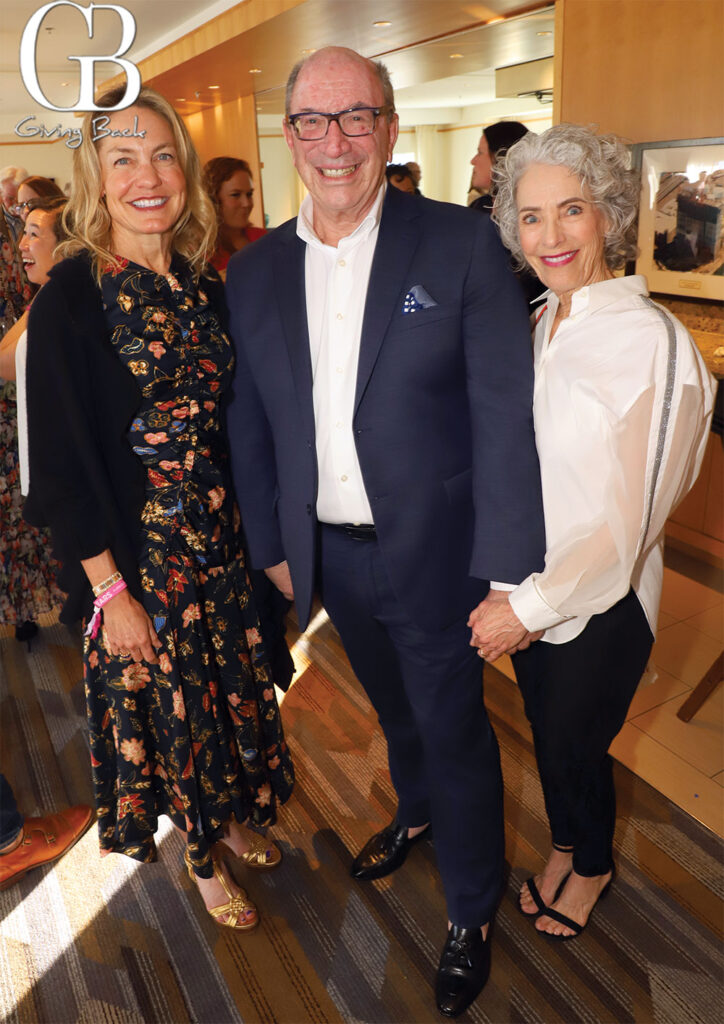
[14,328,30,496]
[509,275,716,644]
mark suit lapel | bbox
[355,188,420,413]
[273,224,316,438]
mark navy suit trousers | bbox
[0,774,23,848]
[318,524,504,927]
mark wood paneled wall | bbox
[555,0,724,142]
[183,95,265,225]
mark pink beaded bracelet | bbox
[84,578,127,639]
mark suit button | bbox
[306,504,312,514]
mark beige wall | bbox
[0,141,74,192]
[555,0,724,142]
[183,94,265,228]
[258,133,300,228]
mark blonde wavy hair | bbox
[59,86,216,280]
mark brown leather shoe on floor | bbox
[0,805,94,891]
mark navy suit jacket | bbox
[226,186,545,632]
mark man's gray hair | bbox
[285,47,395,119]
[0,165,29,186]
[492,124,640,272]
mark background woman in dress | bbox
[25,87,293,932]
[470,124,715,940]
[202,157,266,278]
[0,197,66,647]
[202,153,294,694]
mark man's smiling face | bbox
[283,49,398,235]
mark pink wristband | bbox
[84,579,128,639]
[95,579,127,607]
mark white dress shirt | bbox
[509,276,715,644]
[296,184,386,524]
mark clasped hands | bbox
[468,590,543,661]
[262,560,539,662]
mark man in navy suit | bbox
[226,47,544,1017]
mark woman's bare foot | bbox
[535,868,613,937]
[220,821,255,857]
[193,858,258,928]
[220,821,280,868]
[519,847,573,915]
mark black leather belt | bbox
[322,522,377,541]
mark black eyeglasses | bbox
[287,105,391,141]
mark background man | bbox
[0,166,31,327]
[0,774,92,891]
[405,159,422,193]
[226,47,544,1017]
[0,166,28,241]
[385,162,416,194]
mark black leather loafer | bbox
[350,821,429,881]
[435,925,491,1018]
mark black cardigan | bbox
[24,253,227,625]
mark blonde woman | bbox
[24,87,294,931]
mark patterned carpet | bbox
[0,605,722,1024]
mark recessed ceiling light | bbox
[249,68,262,74]
[176,97,186,102]
[373,21,391,27]
[209,85,220,90]
[301,47,316,54]
[449,53,464,59]
[61,81,70,86]
[537,30,552,36]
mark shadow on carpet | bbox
[0,610,722,1024]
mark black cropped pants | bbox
[512,588,654,876]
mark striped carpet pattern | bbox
[0,606,722,1024]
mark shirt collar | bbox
[546,274,649,321]
[296,182,386,251]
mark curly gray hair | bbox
[492,124,639,272]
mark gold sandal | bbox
[220,827,282,870]
[237,829,282,871]
[184,849,259,931]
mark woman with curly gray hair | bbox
[470,124,715,939]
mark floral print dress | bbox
[0,377,63,626]
[0,209,57,626]
[84,258,293,876]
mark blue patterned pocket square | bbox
[402,285,438,314]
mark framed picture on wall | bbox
[630,137,724,301]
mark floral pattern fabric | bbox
[0,380,63,626]
[84,258,293,876]
[0,209,32,326]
